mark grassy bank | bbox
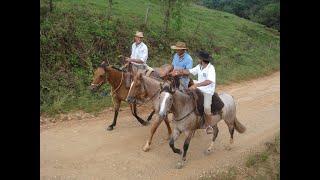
[199,134,280,180]
[40,0,279,116]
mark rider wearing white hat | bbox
[126,31,148,66]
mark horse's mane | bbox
[142,73,164,82]
[99,64,124,72]
[162,85,203,116]
[110,65,124,72]
[185,89,204,116]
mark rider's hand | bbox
[125,58,131,62]
[189,84,197,90]
[171,70,179,77]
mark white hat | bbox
[134,31,144,38]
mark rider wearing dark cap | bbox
[171,50,217,134]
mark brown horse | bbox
[89,61,155,131]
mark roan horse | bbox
[89,61,155,131]
[158,81,246,168]
[126,73,194,151]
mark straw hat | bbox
[170,41,188,50]
[134,31,144,38]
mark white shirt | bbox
[189,63,216,95]
[130,42,148,65]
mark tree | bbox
[49,0,53,12]
[253,3,280,30]
[162,0,173,33]
[107,0,113,20]
[155,0,194,35]
[199,0,280,31]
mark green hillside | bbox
[40,0,279,115]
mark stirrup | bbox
[205,125,214,134]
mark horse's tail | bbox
[234,117,246,133]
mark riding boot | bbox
[204,114,214,134]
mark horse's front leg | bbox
[146,110,155,122]
[176,130,194,169]
[164,116,172,140]
[169,128,182,155]
[107,97,121,131]
[143,115,163,152]
[131,104,149,126]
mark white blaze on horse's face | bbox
[159,92,171,117]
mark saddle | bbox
[211,92,224,115]
[152,64,174,78]
[186,89,224,117]
[124,64,174,88]
[186,89,204,116]
[171,76,194,90]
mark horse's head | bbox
[158,81,175,119]
[126,72,148,104]
[89,61,109,92]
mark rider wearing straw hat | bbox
[126,31,149,67]
[171,50,217,134]
[171,41,193,90]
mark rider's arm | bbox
[127,45,147,64]
[186,57,193,70]
[194,80,212,87]
[171,64,197,76]
[128,59,145,64]
[195,65,215,87]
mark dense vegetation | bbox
[40,0,279,116]
[198,0,280,31]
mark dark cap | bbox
[196,50,213,62]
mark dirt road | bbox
[40,72,280,180]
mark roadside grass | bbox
[199,133,280,180]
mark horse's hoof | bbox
[174,149,182,155]
[142,145,150,152]
[204,149,213,155]
[142,121,150,126]
[230,138,234,144]
[224,145,232,151]
[143,142,151,152]
[182,157,186,161]
[175,161,185,169]
[144,121,150,126]
[106,126,114,131]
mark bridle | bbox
[173,107,196,122]
[160,83,196,122]
[91,79,104,89]
[110,72,124,96]
[91,66,124,96]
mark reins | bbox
[173,107,196,122]
[136,88,160,107]
[133,74,165,107]
[110,71,124,96]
